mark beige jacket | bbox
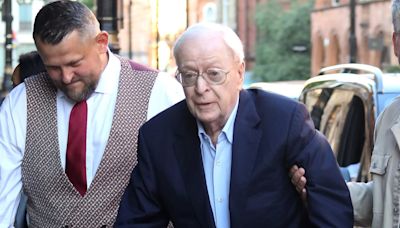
[348,96,400,227]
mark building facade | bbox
[3,0,396,83]
[0,0,46,83]
[1,0,255,79]
[311,0,395,75]
[117,0,241,72]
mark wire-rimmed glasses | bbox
[176,68,230,87]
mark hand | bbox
[289,165,307,205]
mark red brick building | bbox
[311,0,395,75]
[103,0,397,75]
[236,0,259,69]
[117,0,260,71]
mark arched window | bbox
[202,3,217,22]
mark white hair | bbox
[173,23,245,62]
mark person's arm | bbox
[287,103,353,227]
[0,85,27,227]
[114,128,169,227]
[290,167,373,226]
[347,181,373,226]
[147,72,184,120]
[289,165,307,203]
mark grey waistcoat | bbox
[21,57,157,227]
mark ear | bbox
[238,60,246,88]
[95,31,109,53]
[11,64,21,87]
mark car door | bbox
[300,79,375,182]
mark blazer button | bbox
[100,225,107,228]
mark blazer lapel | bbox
[174,106,216,228]
[229,90,262,225]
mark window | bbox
[331,0,340,6]
[303,85,371,181]
[19,3,32,31]
[202,3,217,23]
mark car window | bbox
[302,85,374,182]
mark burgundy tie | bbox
[66,100,87,196]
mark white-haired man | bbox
[115,22,353,227]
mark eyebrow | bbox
[45,58,83,68]
[67,58,83,66]
[179,68,198,72]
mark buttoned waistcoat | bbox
[21,57,157,227]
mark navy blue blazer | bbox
[115,89,353,228]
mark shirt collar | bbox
[197,97,239,144]
[57,49,121,101]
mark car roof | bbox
[248,80,305,99]
[304,64,400,94]
[301,64,400,118]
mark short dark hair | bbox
[18,51,46,80]
[33,0,98,44]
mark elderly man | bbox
[115,22,353,227]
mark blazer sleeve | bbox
[114,129,169,227]
[286,103,354,227]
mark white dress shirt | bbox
[0,52,184,227]
[198,99,239,228]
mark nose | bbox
[61,67,74,84]
[194,73,209,94]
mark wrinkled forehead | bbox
[176,26,222,49]
[174,25,243,65]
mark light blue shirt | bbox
[198,99,239,228]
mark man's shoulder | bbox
[382,95,400,113]
[246,88,297,103]
[114,54,158,72]
[128,61,157,72]
[244,88,299,113]
[1,82,27,111]
[118,56,157,72]
[377,95,400,125]
[143,100,188,128]
[24,72,52,86]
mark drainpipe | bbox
[97,0,120,54]
[1,0,13,93]
[349,0,357,63]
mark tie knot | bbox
[74,100,87,107]
[71,100,87,115]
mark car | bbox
[299,63,400,182]
[248,80,306,100]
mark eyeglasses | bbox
[176,68,230,87]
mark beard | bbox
[53,77,98,102]
[64,84,95,102]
